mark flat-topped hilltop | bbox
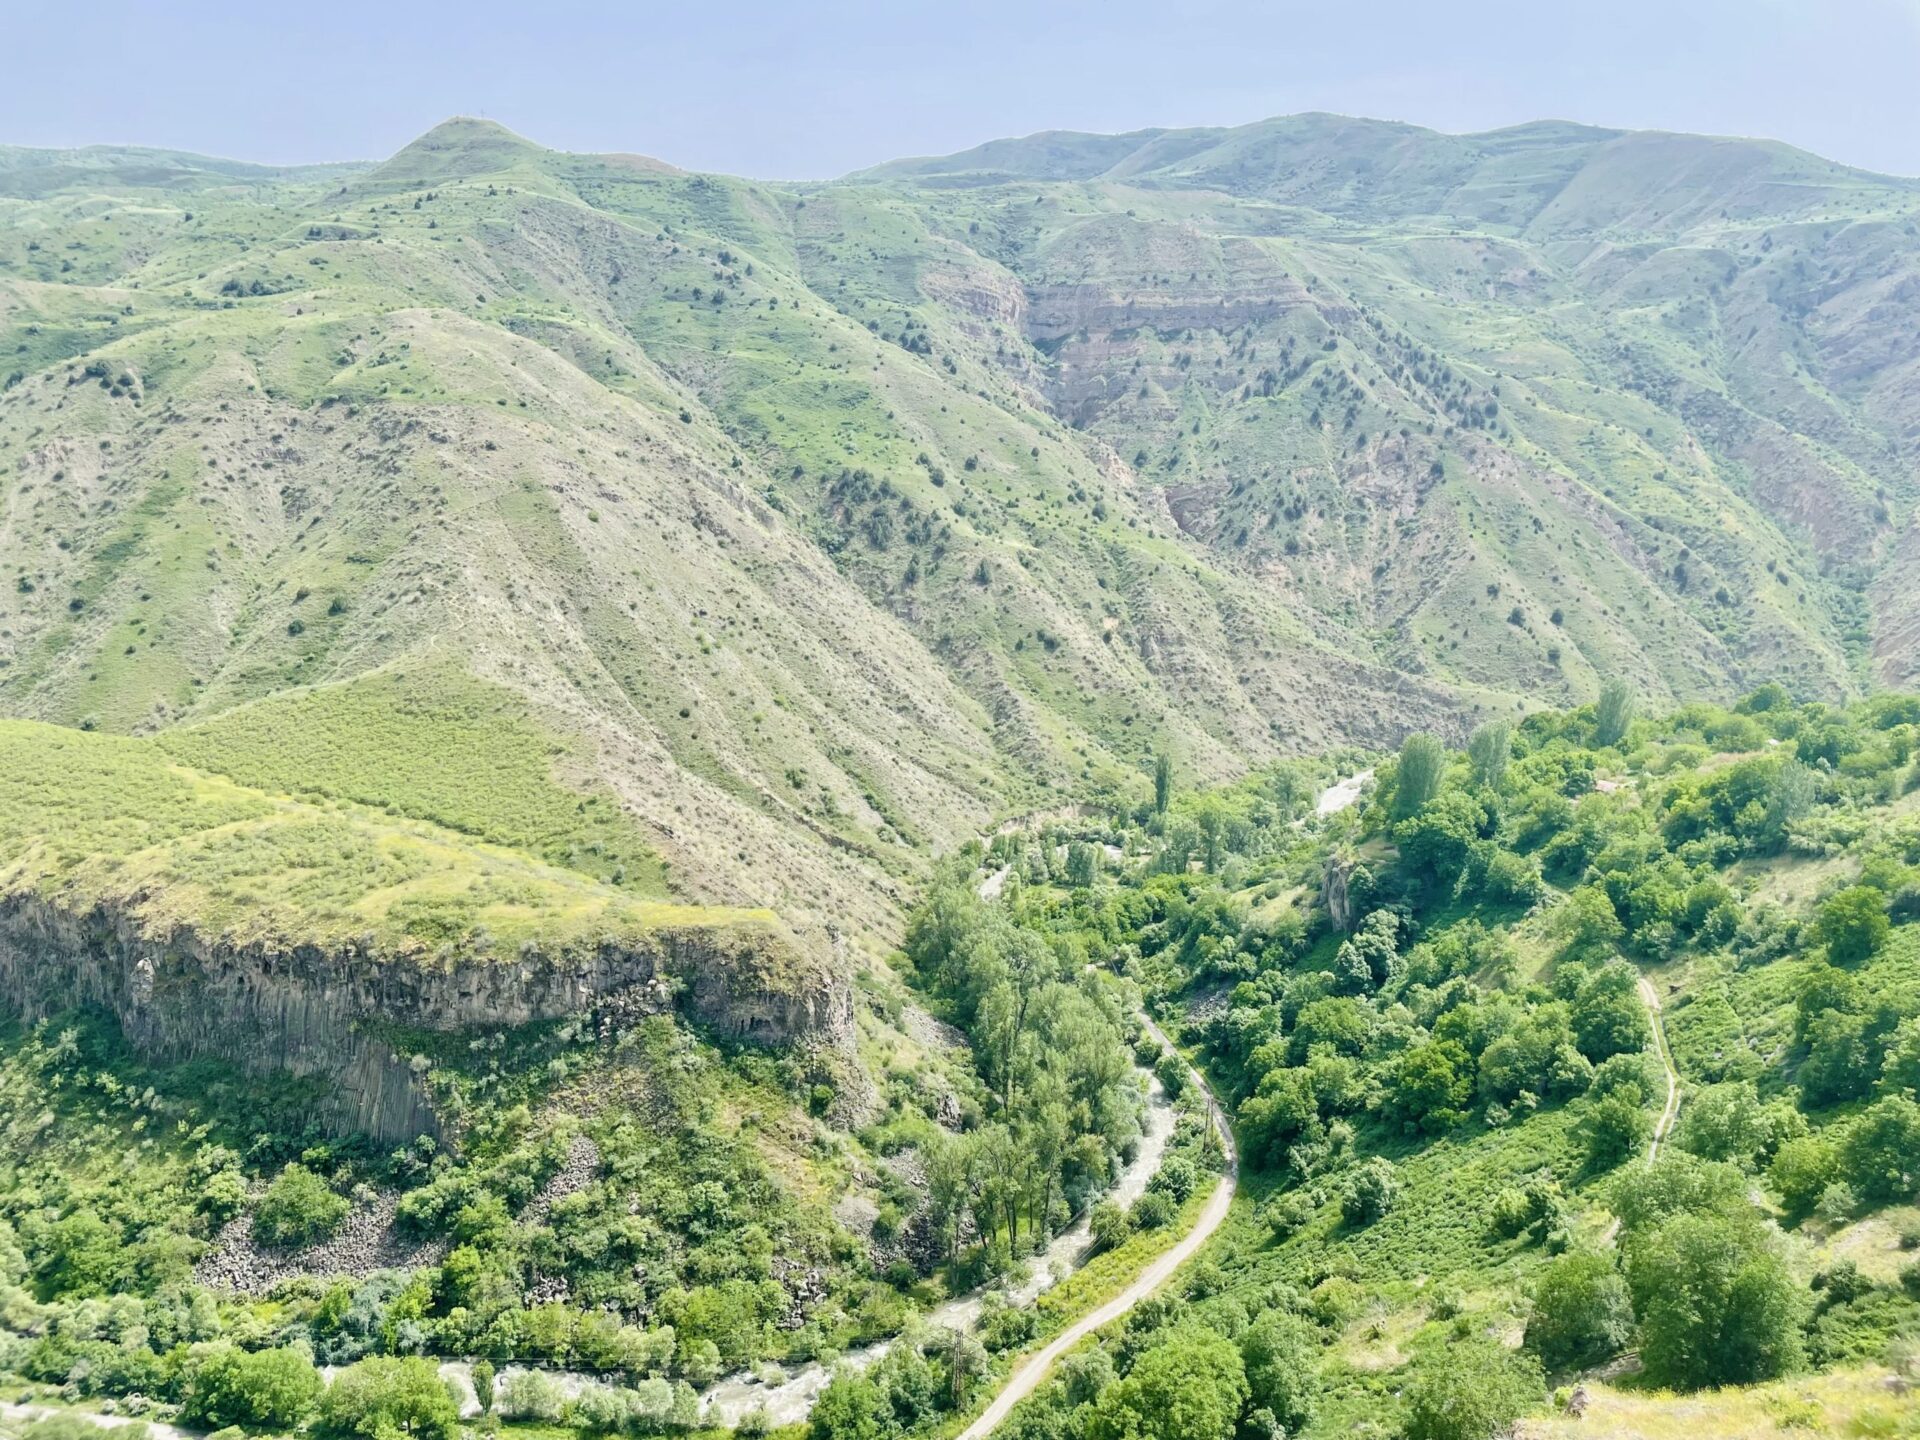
[0,719,849,1138]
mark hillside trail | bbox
[1639,977,1681,1164]
[1601,976,1681,1246]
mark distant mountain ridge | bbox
[857,111,1917,232]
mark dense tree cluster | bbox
[904,876,1147,1268]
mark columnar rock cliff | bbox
[0,894,851,1142]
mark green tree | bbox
[1385,1041,1473,1135]
[1393,791,1487,895]
[1769,1135,1839,1219]
[1332,911,1400,994]
[1467,720,1512,792]
[1090,1200,1132,1253]
[1393,733,1447,818]
[1524,1251,1633,1373]
[471,1359,495,1415]
[32,1208,122,1297]
[254,1164,349,1247]
[1238,1310,1319,1433]
[318,1357,461,1440]
[1403,1338,1543,1440]
[1549,887,1624,962]
[1570,960,1649,1062]
[1675,1081,1788,1169]
[1814,885,1889,966]
[1153,752,1173,816]
[1607,1145,1750,1239]
[1800,1009,1877,1107]
[1237,1066,1321,1170]
[497,1371,565,1422]
[1881,1017,1920,1096]
[1581,1092,1651,1171]
[1089,1325,1248,1440]
[1594,678,1636,748]
[1195,797,1227,871]
[808,1371,892,1440]
[1793,960,1861,1048]
[183,1344,324,1431]
[1757,758,1815,853]
[1837,1094,1920,1204]
[1065,840,1100,889]
[1624,1211,1804,1390]
[1341,1157,1398,1226]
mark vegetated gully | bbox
[702,775,1380,1428]
[27,777,1350,1437]
[494,780,1342,1428]
[944,772,1376,1436]
[10,772,1674,1437]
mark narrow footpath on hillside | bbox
[1601,977,1681,1248]
[1639,976,1680,1164]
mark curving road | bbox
[940,776,1396,1439]
[955,1014,1237,1440]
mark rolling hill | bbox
[4,111,1919,938]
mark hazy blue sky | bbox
[10,0,1920,178]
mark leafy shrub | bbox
[1403,1338,1544,1440]
[1131,1190,1175,1230]
[252,1164,348,1247]
[1090,1324,1248,1440]
[1147,1154,1196,1204]
[1815,885,1889,965]
[1090,1199,1132,1253]
[1238,1310,1318,1433]
[1624,1210,1804,1389]
[1340,1158,1397,1227]
[498,1369,566,1421]
[1260,1189,1316,1240]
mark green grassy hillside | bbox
[0,717,755,958]
[12,113,1918,944]
[4,109,1920,1436]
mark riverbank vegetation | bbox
[958,687,1920,1440]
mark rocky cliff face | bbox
[0,894,852,1142]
